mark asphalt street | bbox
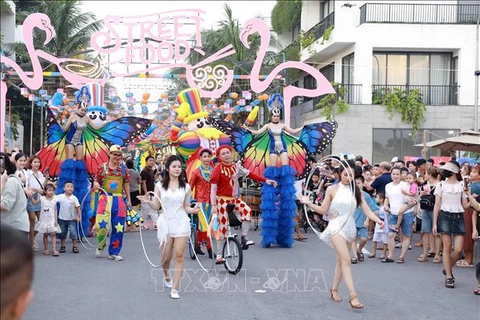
[25,224,479,320]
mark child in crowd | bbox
[33,184,61,256]
[390,172,418,232]
[56,181,81,254]
[369,192,388,259]
[0,223,34,320]
[351,176,377,263]
[400,167,409,182]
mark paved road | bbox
[25,225,479,320]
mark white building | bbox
[279,0,480,163]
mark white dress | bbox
[35,196,61,234]
[156,184,191,246]
[320,183,357,247]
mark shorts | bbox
[420,209,433,233]
[373,232,387,244]
[27,193,41,212]
[437,210,465,235]
[356,227,368,239]
[58,219,78,240]
[130,190,140,207]
[388,212,414,237]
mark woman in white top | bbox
[139,155,200,299]
[299,160,384,309]
[433,161,470,289]
[26,156,48,248]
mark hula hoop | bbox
[302,156,356,240]
[187,205,216,273]
[138,191,165,268]
[77,187,112,250]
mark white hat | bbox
[439,162,460,174]
[391,157,399,162]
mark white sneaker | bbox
[108,254,123,261]
[95,247,105,257]
[164,278,173,288]
[170,290,180,299]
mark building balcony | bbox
[342,84,362,105]
[303,12,335,44]
[360,3,480,25]
[372,84,459,106]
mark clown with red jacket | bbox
[210,145,277,264]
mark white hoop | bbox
[302,156,356,240]
[77,187,112,250]
[187,204,216,273]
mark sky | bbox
[78,1,277,115]
[80,1,275,29]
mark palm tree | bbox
[8,0,102,77]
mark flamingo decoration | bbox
[0,13,109,151]
[0,13,55,152]
[240,18,336,127]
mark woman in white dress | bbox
[298,160,384,309]
[139,155,200,299]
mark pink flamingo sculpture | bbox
[0,13,55,152]
[240,18,336,127]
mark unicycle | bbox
[223,204,244,274]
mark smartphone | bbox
[464,177,469,191]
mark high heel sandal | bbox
[330,289,341,302]
[349,295,364,309]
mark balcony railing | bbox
[372,84,459,106]
[360,3,480,25]
[304,11,335,43]
[342,84,362,104]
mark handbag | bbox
[419,185,436,210]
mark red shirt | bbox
[211,162,265,197]
[189,166,212,203]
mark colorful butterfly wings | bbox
[213,119,337,180]
[38,113,152,178]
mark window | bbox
[303,75,317,102]
[342,53,354,85]
[292,21,301,43]
[320,63,335,82]
[372,52,455,105]
[320,0,334,20]
[372,128,460,163]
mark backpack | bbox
[419,184,436,210]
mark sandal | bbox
[381,257,394,263]
[432,256,441,263]
[474,285,480,295]
[43,250,49,255]
[456,259,474,268]
[293,236,307,241]
[52,251,59,257]
[379,255,386,260]
[445,278,455,288]
[72,246,79,254]
[368,254,376,258]
[357,252,364,262]
[442,269,455,280]
[59,246,66,253]
[330,289,342,302]
[396,257,405,264]
[349,295,364,309]
[427,252,436,258]
[350,258,358,264]
[215,256,226,264]
[417,255,428,262]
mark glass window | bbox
[409,55,429,85]
[320,63,335,82]
[373,128,460,163]
[386,54,407,85]
[342,53,354,85]
[372,54,386,85]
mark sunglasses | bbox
[111,153,122,157]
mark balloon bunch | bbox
[126,92,136,116]
[141,92,150,117]
[201,91,270,119]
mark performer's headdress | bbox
[78,83,107,114]
[267,93,284,116]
